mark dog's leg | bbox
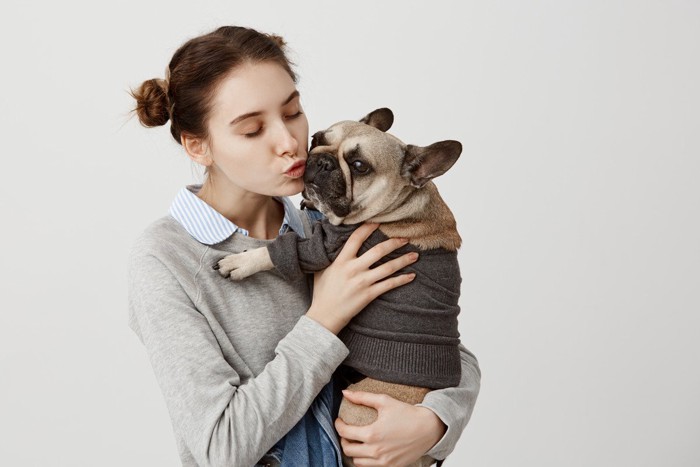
[338,378,437,466]
[214,247,274,280]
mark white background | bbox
[1,1,698,466]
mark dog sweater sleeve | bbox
[267,220,359,280]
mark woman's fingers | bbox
[340,437,373,460]
[335,223,381,262]
[365,251,418,285]
[335,417,367,443]
[342,390,390,409]
[355,236,409,270]
[368,271,416,299]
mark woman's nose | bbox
[275,122,299,156]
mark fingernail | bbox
[408,273,417,280]
[401,238,409,244]
[410,252,419,261]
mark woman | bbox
[129,26,480,467]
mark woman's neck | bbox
[197,181,284,240]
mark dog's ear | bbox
[402,140,462,188]
[359,108,394,132]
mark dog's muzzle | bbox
[304,153,338,185]
[303,152,351,218]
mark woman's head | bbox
[132,26,296,143]
[132,26,309,198]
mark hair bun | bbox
[132,78,170,127]
[266,33,287,49]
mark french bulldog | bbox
[216,108,463,467]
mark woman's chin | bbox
[277,179,304,197]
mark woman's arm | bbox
[129,252,348,467]
[418,344,481,459]
[129,224,417,466]
[335,344,481,465]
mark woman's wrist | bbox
[416,406,447,450]
[306,305,345,335]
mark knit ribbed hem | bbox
[339,327,461,389]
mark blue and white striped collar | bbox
[169,184,305,245]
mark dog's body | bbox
[217,108,463,467]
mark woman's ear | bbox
[181,133,213,167]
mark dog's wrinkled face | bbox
[302,108,462,225]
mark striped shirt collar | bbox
[169,184,305,245]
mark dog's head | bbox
[302,108,462,225]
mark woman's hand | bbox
[334,390,446,467]
[306,223,418,334]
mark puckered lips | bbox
[284,160,306,178]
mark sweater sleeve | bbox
[417,344,481,460]
[267,219,358,280]
[128,251,349,467]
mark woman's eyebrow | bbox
[229,90,300,126]
[282,90,300,106]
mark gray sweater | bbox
[268,219,461,389]
[128,214,480,466]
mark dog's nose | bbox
[304,153,337,183]
[317,156,334,172]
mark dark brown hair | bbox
[131,26,296,144]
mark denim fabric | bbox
[261,379,341,467]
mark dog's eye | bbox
[350,160,370,174]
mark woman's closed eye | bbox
[244,127,263,138]
[285,110,304,120]
[242,110,303,138]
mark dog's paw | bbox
[214,248,273,281]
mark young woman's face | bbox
[203,61,309,197]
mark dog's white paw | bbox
[215,248,274,281]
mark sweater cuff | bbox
[415,401,456,460]
[278,315,349,372]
